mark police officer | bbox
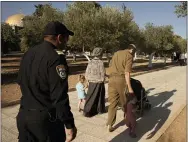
[16,21,77,142]
[106,44,136,132]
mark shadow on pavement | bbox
[109,89,176,142]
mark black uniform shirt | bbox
[17,40,75,129]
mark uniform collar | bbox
[43,40,57,49]
[125,49,133,57]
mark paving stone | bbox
[73,134,106,142]
[2,128,18,142]
[77,115,107,126]
[1,66,186,142]
[2,105,19,117]
[78,123,110,139]
[2,113,9,119]
[2,117,17,130]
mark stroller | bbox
[130,78,151,116]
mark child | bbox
[76,75,87,112]
[125,95,137,138]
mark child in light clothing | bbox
[76,75,87,112]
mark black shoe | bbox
[129,132,137,138]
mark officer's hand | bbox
[66,127,77,142]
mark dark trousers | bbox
[16,108,66,142]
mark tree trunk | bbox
[153,55,155,60]
[134,52,137,60]
[164,54,167,64]
[82,44,85,53]
[72,53,76,62]
[83,54,90,62]
[148,52,155,68]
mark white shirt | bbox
[185,53,187,59]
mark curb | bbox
[1,64,176,108]
[153,104,186,142]
[2,99,20,108]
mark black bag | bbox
[130,78,146,101]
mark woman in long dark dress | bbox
[83,48,106,117]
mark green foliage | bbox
[173,35,187,53]
[2,23,17,42]
[157,25,174,55]
[1,23,20,53]
[141,23,175,55]
[19,3,64,51]
[175,2,187,18]
[19,2,186,55]
[64,2,140,52]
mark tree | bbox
[173,35,187,53]
[64,2,140,53]
[175,2,187,18]
[1,23,20,54]
[142,23,175,67]
[19,3,64,52]
[64,2,102,52]
[33,4,46,17]
[157,25,174,64]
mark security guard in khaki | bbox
[106,44,136,132]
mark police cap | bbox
[43,21,74,36]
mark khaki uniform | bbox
[107,50,133,126]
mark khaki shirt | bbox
[109,50,133,76]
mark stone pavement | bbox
[1,66,186,142]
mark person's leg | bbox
[16,110,27,142]
[116,78,128,117]
[17,110,51,142]
[107,78,119,130]
[78,99,82,112]
[128,104,137,138]
[130,116,137,138]
[83,99,86,107]
[49,120,66,142]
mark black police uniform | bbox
[16,40,75,142]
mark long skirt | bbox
[83,82,106,117]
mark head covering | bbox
[129,44,136,50]
[43,21,74,36]
[92,48,103,57]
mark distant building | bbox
[2,13,25,54]
[5,13,25,34]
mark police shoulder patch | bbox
[56,65,67,79]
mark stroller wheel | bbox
[145,103,151,110]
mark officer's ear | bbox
[57,34,69,44]
[57,34,63,44]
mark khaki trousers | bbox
[107,76,128,126]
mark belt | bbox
[89,81,103,83]
[109,74,125,78]
[20,106,47,112]
[20,106,57,122]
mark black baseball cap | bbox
[43,21,74,36]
